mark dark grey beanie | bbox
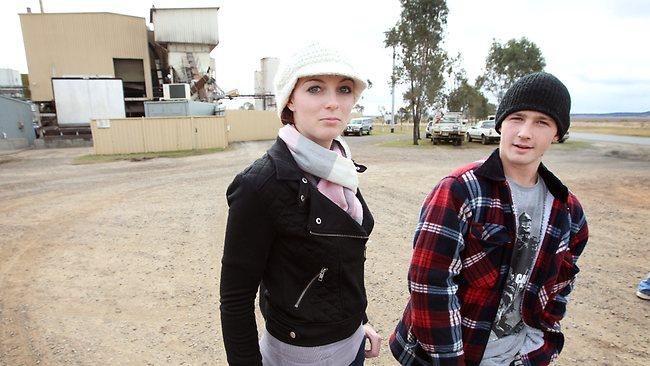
[495,72,571,139]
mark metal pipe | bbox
[390,46,396,133]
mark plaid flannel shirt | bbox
[390,149,589,366]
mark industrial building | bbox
[20,11,154,103]
[18,7,223,139]
[150,7,222,101]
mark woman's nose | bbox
[324,91,340,109]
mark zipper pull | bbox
[318,267,328,281]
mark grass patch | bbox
[370,126,420,136]
[73,147,226,165]
[570,126,650,138]
[380,137,434,148]
[379,137,488,150]
[553,139,593,150]
[379,136,592,151]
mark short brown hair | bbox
[280,107,294,125]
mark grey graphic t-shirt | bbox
[490,177,547,339]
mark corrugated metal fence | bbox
[90,110,282,155]
[225,110,281,143]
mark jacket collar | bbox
[267,137,304,181]
[267,137,374,234]
[475,148,569,203]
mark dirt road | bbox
[1,133,649,365]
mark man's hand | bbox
[363,324,382,358]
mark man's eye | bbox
[537,120,549,126]
[339,85,352,94]
[307,86,321,94]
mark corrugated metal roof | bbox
[149,7,219,23]
[19,12,145,20]
[0,95,31,106]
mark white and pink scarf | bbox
[278,125,363,224]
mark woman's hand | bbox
[363,324,382,358]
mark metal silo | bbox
[260,57,278,110]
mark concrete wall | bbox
[0,138,29,150]
[20,12,153,101]
[91,116,227,154]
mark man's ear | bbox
[553,134,559,142]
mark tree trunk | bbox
[413,118,420,145]
[411,102,418,146]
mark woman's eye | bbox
[339,85,352,94]
[307,86,321,94]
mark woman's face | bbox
[287,75,355,148]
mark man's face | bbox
[499,110,558,172]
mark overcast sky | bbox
[1,0,649,114]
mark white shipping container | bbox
[0,69,22,87]
[53,78,126,126]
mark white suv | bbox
[466,120,500,144]
[344,117,373,136]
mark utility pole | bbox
[390,46,396,133]
[39,0,44,13]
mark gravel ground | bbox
[1,132,649,365]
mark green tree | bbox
[386,0,449,145]
[477,37,546,102]
[447,78,493,121]
[395,106,412,123]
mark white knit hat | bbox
[274,42,367,119]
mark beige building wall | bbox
[91,116,227,155]
[20,12,153,101]
[225,110,281,142]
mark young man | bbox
[390,72,589,366]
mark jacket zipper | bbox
[309,231,369,239]
[294,267,328,309]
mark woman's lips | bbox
[320,117,341,125]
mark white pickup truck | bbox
[428,114,464,146]
[466,120,500,144]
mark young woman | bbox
[220,43,381,366]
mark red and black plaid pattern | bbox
[390,150,588,366]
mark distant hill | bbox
[571,111,650,119]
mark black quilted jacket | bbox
[220,138,374,366]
